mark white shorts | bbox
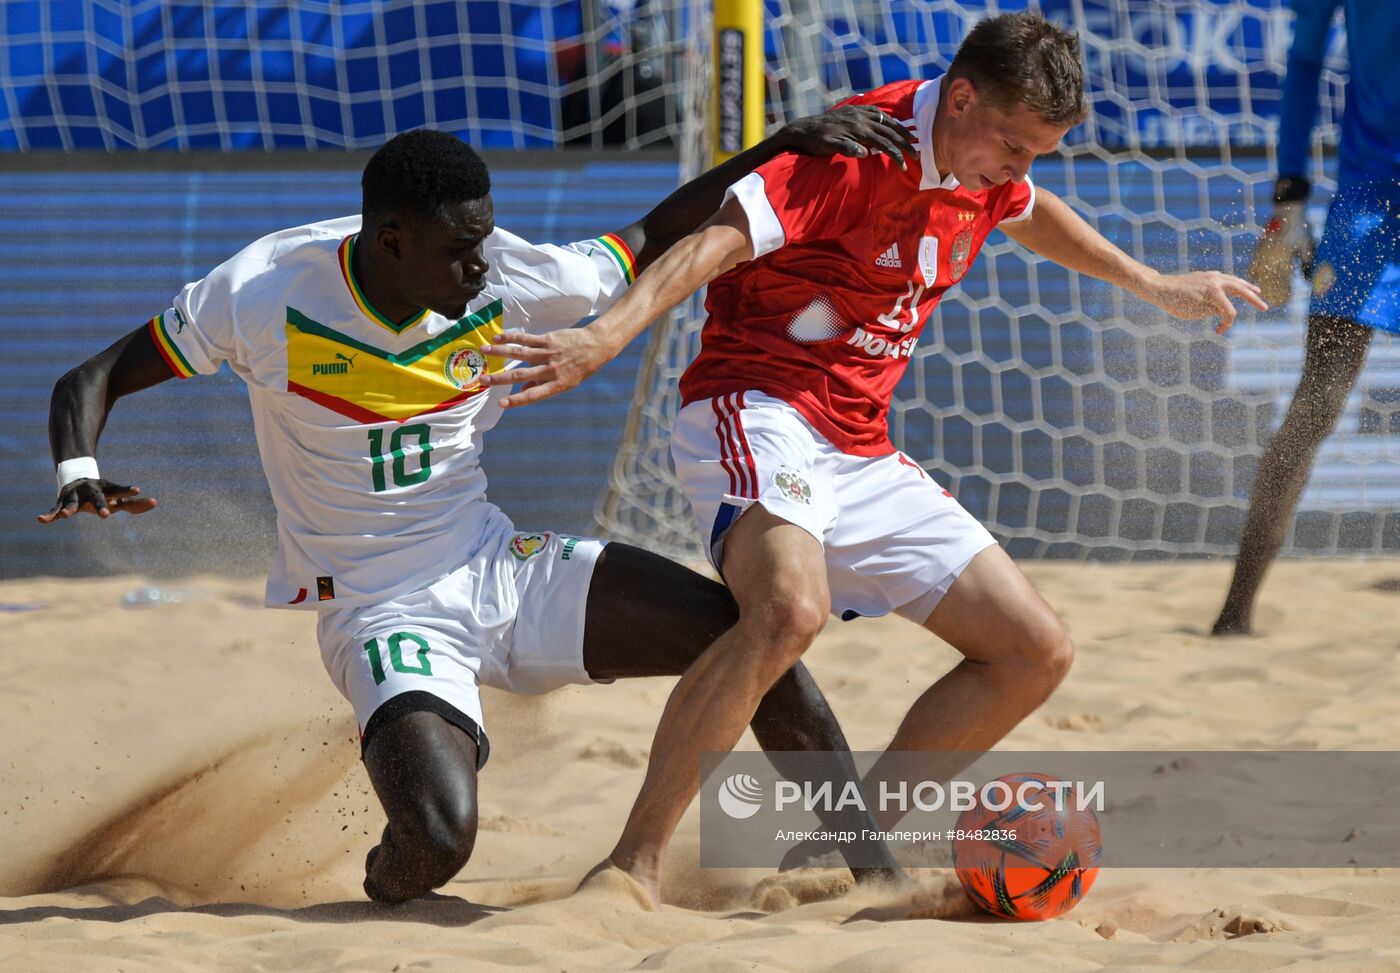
[316,529,605,768]
[672,391,997,622]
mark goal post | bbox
[595,0,1392,562]
[712,0,765,162]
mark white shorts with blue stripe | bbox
[671,390,996,624]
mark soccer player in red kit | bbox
[483,11,1266,905]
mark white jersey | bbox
[147,215,637,609]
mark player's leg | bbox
[839,545,1072,830]
[1211,312,1371,635]
[317,590,494,904]
[799,451,1070,828]
[586,392,859,902]
[362,705,480,904]
[581,540,904,883]
[578,541,738,679]
[1215,180,1400,635]
[601,506,832,903]
[908,545,1072,746]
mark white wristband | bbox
[56,456,100,491]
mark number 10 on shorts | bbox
[364,632,434,685]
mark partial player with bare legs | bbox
[1212,0,1399,636]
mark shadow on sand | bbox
[0,890,504,928]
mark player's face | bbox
[401,196,495,320]
[943,80,1070,192]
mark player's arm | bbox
[999,187,1268,333]
[484,195,754,408]
[1249,0,1339,304]
[618,105,914,273]
[37,324,176,523]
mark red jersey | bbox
[679,78,1035,456]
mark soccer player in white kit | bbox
[37,116,919,903]
[486,11,1267,904]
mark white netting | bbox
[0,0,691,150]
[6,1,1386,559]
[597,0,1399,560]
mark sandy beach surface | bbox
[3,559,1400,972]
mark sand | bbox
[3,560,1400,971]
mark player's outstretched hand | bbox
[777,105,917,171]
[37,479,157,524]
[479,328,612,408]
[1141,270,1268,335]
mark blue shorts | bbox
[1310,179,1400,333]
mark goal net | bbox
[597,0,1396,561]
[0,0,690,150]
[3,1,1381,562]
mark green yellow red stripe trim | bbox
[286,380,476,425]
[285,301,503,362]
[148,313,196,379]
[338,235,430,335]
[596,233,637,284]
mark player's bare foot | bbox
[362,842,401,904]
[576,859,660,911]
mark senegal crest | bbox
[772,469,812,505]
[509,532,550,560]
[949,227,974,282]
[445,347,488,390]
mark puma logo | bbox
[313,352,358,376]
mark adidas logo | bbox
[875,243,902,268]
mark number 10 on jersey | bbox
[367,423,433,492]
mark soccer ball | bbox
[951,771,1102,920]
